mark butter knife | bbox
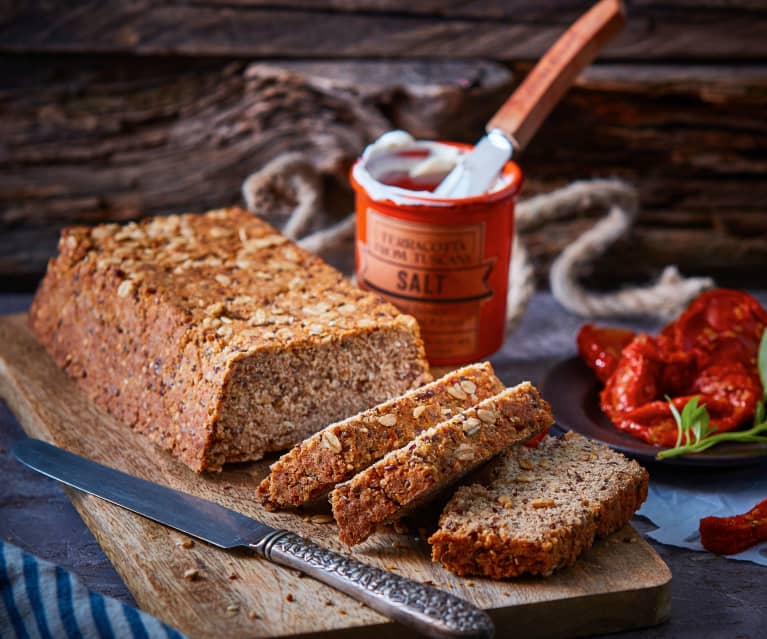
[434,0,626,198]
[12,438,494,639]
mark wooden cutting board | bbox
[0,313,671,639]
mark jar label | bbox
[359,209,495,358]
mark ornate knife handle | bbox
[250,530,494,639]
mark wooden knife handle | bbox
[252,530,494,639]
[487,0,626,151]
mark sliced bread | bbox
[331,382,553,546]
[258,362,504,509]
[429,432,649,578]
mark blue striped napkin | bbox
[0,541,187,639]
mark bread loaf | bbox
[29,208,431,472]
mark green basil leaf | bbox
[756,400,766,426]
[682,395,706,430]
[691,420,702,442]
[667,396,683,429]
[681,396,700,430]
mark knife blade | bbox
[432,130,512,199]
[12,438,494,639]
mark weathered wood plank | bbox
[0,57,512,220]
[1,58,765,284]
[574,64,767,97]
[171,0,767,12]
[5,0,767,23]
[0,57,516,282]
[1,1,766,59]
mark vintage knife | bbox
[12,438,494,639]
[433,0,625,198]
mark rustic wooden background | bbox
[1,1,765,289]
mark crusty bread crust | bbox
[29,208,430,472]
[429,432,649,578]
[258,362,504,510]
[331,382,553,546]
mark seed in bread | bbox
[257,362,504,510]
[429,432,649,578]
[330,382,553,546]
[28,208,431,472]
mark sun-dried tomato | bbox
[577,324,636,383]
[600,335,662,415]
[699,498,767,555]
[661,289,767,359]
[524,426,551,448]
[598,335,698,446]
[582,290,767,448]
[691,359,762,432]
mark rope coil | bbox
[243,154,713,331]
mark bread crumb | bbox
[309,513,334,524]
[447,384,468,400]
[477,409,496,424]
[117,280,134,298]
[321,431,342,453]
[377,413,397,427]
[461,417,481,436]
[460,380,477,395]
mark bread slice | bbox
[331,382,553,546]
[29,208,430,472]
[429,432,649,578]
[257,363,504,510]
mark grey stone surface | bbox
[1,291,766,638]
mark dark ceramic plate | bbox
[542,356,767,467]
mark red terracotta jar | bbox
[351,142,523,366]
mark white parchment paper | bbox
[638,462,767,566]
